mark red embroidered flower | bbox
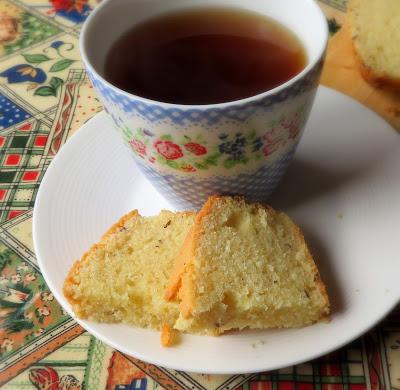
[29,366,59,390]
[262,143,280,157]
[129,139,146,157]
[180,164,196,172]
[282,114,302,140]
[184,142,207,156]
[50,0,86,13]
[262,128,285,157]
[154,140,183,160]
[148,156,156,163]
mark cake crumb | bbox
[161,324,176,347]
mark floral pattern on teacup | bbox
[119,104,308,174]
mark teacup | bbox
[80,0,328,210]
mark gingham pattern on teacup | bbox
[134,144,297,210]
[88,61,322,126]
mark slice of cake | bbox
[348,0,400,89]
[166,196,330,335]
[64,210,195,332]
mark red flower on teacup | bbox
[184,142,207,156]
[262,127,286,157]
[154,140,183,160]
[129,139,147,157]
[282,115,302,140]
[180,164,196,173]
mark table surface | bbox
[1,0,399,388]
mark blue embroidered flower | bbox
[218,133,247,161]
[50,40,64,49]
[0,64,46,84]
[251,137,263,152]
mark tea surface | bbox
[104,8,307,105]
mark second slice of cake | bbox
[64,210,195,332]
[166,196,330,335]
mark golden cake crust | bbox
[166,195,330,333]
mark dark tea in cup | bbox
[104,7,307,105]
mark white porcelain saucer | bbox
[33,86,400,374]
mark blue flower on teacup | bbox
[0,64,46,84]
[218,133,247,161]
[251,137,263,152]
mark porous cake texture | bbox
[64,210,195,330]
[166,196,330,335]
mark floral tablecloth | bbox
[1,0,399,388]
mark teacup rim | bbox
[80,0,328,110]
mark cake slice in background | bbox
[166,196,330,335]
[348,0,400,89]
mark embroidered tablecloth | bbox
[1,0,399,388]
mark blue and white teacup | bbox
[80,0,328,210]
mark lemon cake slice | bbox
[166,196,330,335]
[348,0,400,88]
[64,210,195,331]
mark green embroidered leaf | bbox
[203,152,222,166]
[223,159,237,169]
[121,126,131,135]
[239,157,249,165]
[184,135,191,140]
[49,76,63,90]
[49,59,75,72]
[23,53,51,63]
[204,160,216,166]
[194,162,208,170]
[166,160,179,169]
[195,134,205,143]
[121,129,132,140]
[208,152,222,159]
[34,86,55,97]
[160,134,172,141]
[246,129,256,141]
[205,156,218,166]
